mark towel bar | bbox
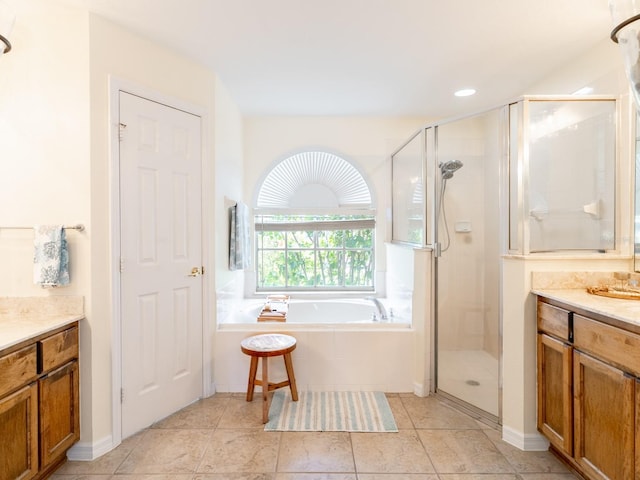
[0,224,85,231]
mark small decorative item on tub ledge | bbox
[258,295,290,322]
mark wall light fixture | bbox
[0,0,14,54]
[610,0,640,107]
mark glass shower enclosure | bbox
[391,107,504,421]
[434,108,503,420]
[391,95,617,423]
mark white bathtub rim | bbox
[220,297,411,327]
[218,321,413,331]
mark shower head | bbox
[439,160,463,180]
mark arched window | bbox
[255,151,375,291]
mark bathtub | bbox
[221,297,411,328]
[214,297,418,394]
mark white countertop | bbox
[532,288,640,328]
[0,296,84,351]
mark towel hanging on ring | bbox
[229,202,251,270]
[33,225,70,287]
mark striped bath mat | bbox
[265,390,398,432]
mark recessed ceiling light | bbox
[454,88,476,97]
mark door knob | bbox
[188,267,203,277]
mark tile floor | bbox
[53,393,578,480]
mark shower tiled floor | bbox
[438,349,499,417]
[52,393,578,479]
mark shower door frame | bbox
[430,107,507,426]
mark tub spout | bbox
[367,297,388,321]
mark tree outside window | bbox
[256,214,374,290]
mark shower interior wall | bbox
[435,111,502,361]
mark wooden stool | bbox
[240,333,299,423]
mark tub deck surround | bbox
[216,328,415,393]
[216,296,417,395]
[0,296,84,350]
[224,297,410,327]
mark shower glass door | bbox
[435,108,503,420]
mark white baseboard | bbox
[412,382,430,397]
[67,435,118,461]
[502,425,550,451]
[204,380,216,397]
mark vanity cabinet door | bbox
[537,333,573,455]
[38,360,79,470]
[574,350,634,480]
[0,382,39,480]
[636,379,640,480]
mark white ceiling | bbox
[65,0,616,117]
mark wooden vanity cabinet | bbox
[0,382,39,480]
[38,326,80,471]
[537,302,573,456]
[537,298,640,480]
[537,331,573,455]
[573,349,635,480]
[0,322,79,480]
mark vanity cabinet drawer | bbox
[0,344,38,398]
[39,326,78,373]
[537,301,571,340]
[573,315,640,376]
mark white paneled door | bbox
[119,91,203,438]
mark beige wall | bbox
[211,76,245,384]
[88,13,231,455]
[527,38,629,97]
[213,76,245,320]
[242,116,432,295]
[0,0,93,446]
[0,0,236,457]
[0,1,90,294]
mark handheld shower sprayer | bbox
[439,160,464,180]
[437,159,464,255]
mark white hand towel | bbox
[33,225,70,287]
